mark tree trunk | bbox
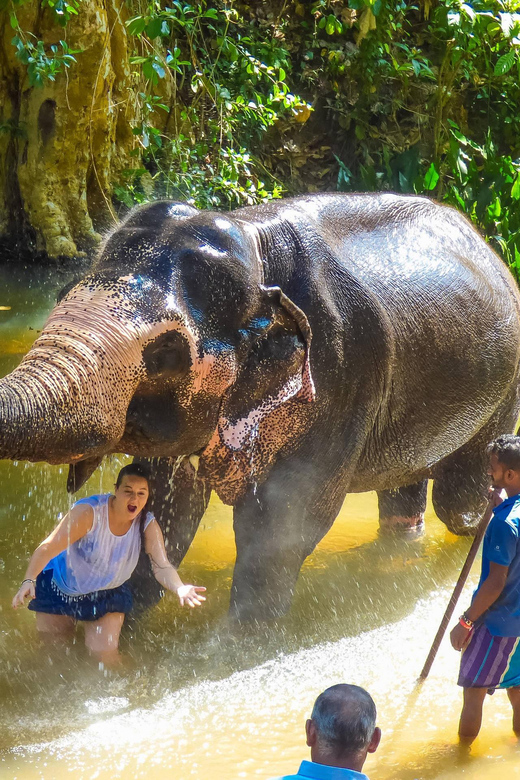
[0,0,139,259]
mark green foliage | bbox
[0,118,27,139]
[443,122,520,271]
[41,0,80,26]
[11,34,78,86]
[4,0,520,278]
[8,3,80,87]
[121,1,310,209]
[6,0,81,22]
[297,0,520,279]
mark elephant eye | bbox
[143,330,191,379]
[252,328,303,365]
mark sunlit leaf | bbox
[487,197,502,218]
[494,51,516,75]
[448,121,468,144]
[126,16,147,36]
[325,14,336,35]
[356,7,376,45]
[487,20,502,35]
[411,58,421,76]
[456,154,468,178]
[423,162,439,190]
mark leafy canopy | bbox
[4,0,520,278]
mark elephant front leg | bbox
[377,481,428,533]
[230,467,347,622]
[129,456,210,613]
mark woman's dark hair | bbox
[115,462,151,487]
[115,462,152,531]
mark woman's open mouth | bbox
[128,503,137,513]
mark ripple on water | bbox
[3,589,520,780]
[0,274,519,780]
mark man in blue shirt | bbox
[450,434,520,742]
[272,684,381,780]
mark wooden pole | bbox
[419,497,495,680]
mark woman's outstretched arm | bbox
[143,519,206,607]
[12,504,94,608]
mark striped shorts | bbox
[458,623,520,689]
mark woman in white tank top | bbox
[12,464,206,665]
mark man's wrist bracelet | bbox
[21,578,36,585]
[459,613,474,630]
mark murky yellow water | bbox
[1,267,519,779]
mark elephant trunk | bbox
[0,281,155,463]
[0,352,119,463]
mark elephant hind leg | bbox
[432,394,520,535]
[377,480,428,533]
[432,457,487,537]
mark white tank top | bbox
[48,494,155,596]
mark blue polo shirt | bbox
[473,493,520,636]
[272,760,369,780]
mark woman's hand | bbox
[176,584,206,608]
[12,581,35,609]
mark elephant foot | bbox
[437,511,479,537]
[229,588,292,623]
[377,481,428,537]
[378,512,425,536]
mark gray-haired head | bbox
[487,434,520,471]
[310,684,377,756]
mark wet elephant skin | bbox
[1,193,520,620]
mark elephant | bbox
[1,192,520,621]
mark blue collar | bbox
[296,760,369,780]
[493,493,520,514]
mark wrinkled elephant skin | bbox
[1,194,520,621]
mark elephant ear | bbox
[199,287,315,503]
[262,286,314,401]
[219,285,315,451]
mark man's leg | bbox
[506,687,520,736]
[459,687,487,742]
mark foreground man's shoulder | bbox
[270,761,370,779]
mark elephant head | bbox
[0,201,315,499]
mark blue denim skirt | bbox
[28,568,133,621]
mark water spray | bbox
[419,497,495,680]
